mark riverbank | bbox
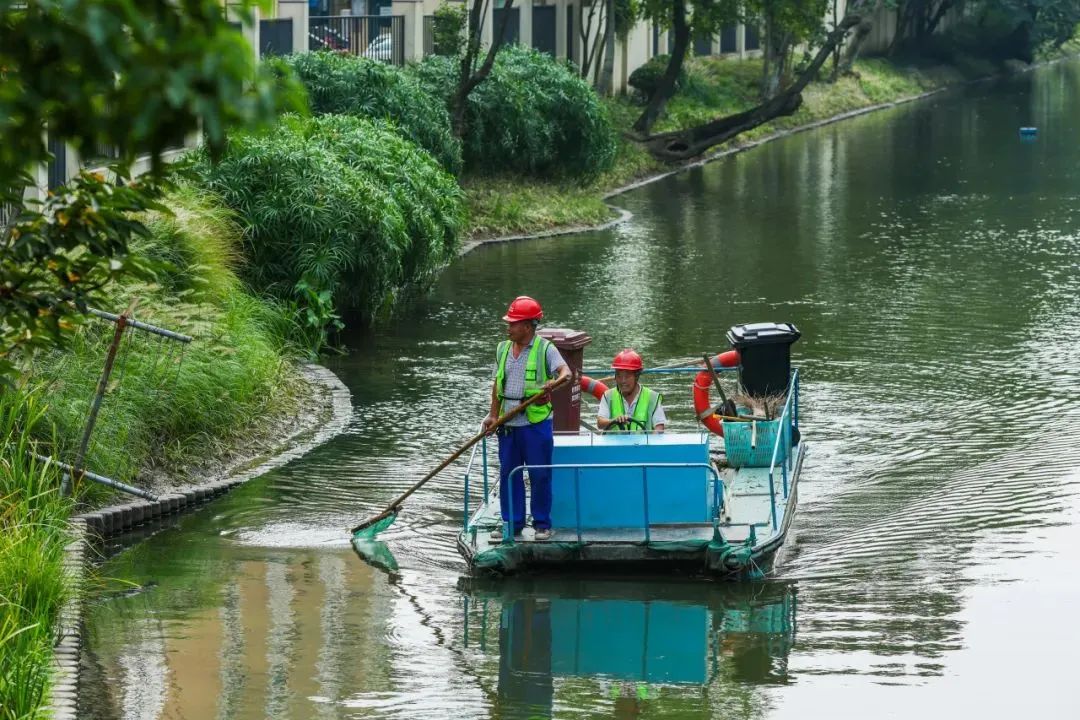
[464,47,1080,242]
[0,187,347,719]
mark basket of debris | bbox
[722,394,789,468]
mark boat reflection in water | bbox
[459,576,796,718]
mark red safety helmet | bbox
[502,296,544,322]
[611,348,644,371]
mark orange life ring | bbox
[693,371,725,436]
[580,375,609,400]
[692,350,740,436]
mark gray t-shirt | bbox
[494,337,567,426]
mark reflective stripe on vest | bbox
[495,337,552,424]
[605,385,660,432]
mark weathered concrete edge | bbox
[46,362,353,719]
[459,206,633,257]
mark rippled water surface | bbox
[82,63,1080,719]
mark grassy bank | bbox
[0,187,312,716]
[464,48,1076,239]
[0,393,70,720]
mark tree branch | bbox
[643,14,861,161]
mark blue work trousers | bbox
[497,418,554,532]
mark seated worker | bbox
[596,349,666,433]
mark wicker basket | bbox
[722,418,787,468]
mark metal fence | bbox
[309,15,405,65]
[0,201,17,232]
[47,133,66,191]
[259,17,294,57]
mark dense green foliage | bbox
[0,392,70,720]
[629,54,688,100]
[197,115,465,324]
[274,51,462,174]
[433,2,468,55]
[0,0,300,383]
[411,45,617,179]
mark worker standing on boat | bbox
[597,349,666,433]
[483,296,571,542]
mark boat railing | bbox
[485,462,723,546]
[462,421,489,531]
[764,369,800,530]
[462,365,801,541]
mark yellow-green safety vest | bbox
[496,338,553,424]
[605,385,661,432]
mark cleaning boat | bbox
[456,322,804,579]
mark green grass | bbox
[464,176,616,238]
[26,187,304,490]
[0,390,72,720]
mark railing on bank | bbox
[0,201,18,232]
[309,15,405,66]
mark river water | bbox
[81,62,1080,719]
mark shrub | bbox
[628,54,687,101]
[432,3,467,56]
[410,45,617,179]
[272,51,462,174]
[196,114,465,324]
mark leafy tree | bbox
[634,0,741,132]
[0,0,300,382]
[749,0,830,99]
[452,0,520,137]
[410,46,617,178]
[635,0,865,155]
[433,2,468,56]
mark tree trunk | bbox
[925,0,954,38]
[598,0,616,95]
[644,14,861,161]
[831,16,872,80]
[631,0,690,134]
[580,0,601,78]
[451,0,517,138]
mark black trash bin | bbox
[726,322,801,397]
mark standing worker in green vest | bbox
[483,296,572,542]
[597,349,666,433]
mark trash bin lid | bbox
[726,322,801,348]
[539,328,592,351]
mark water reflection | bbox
[463,577,796,718]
